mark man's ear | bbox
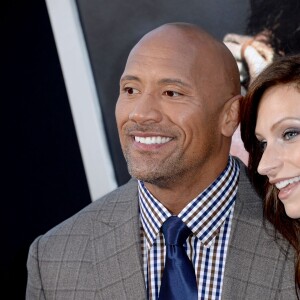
[221,95,242,137]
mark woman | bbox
[240,54,300,295]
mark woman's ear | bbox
[221,95,242,137]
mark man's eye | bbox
[163,90,182,97]
[124,87,139,95]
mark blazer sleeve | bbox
[26,236,46,300]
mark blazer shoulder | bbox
[35,178,139,245]
[234,157,262,206]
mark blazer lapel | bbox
[222,161,264,299]
[92,179,146,299]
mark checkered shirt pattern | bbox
[139,156,240,300]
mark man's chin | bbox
[129,170,159,183]
[130,169,178,188]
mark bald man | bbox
[26,23,297,300]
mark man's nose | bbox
[129,93,163,124]
[257,144,283,177]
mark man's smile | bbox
[134,136,172,145]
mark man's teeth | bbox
[275,176,300,189]
[134,136,172,145]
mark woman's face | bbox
[255,84,300,219]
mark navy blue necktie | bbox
[158,216,198,300]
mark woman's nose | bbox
[257,144,282,177]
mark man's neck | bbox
[144,180,209,215]
[142,158,230,214]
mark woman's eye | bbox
[124,87,139,95]
[258,140,267,152]
[163,90,182,97]
[283,130,299,141]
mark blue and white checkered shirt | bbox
[139,156,240,300]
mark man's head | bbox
[116,23,241,191]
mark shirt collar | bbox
[139,156,240,249]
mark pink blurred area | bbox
[230,125,249,165]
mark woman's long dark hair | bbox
[240,55,300,295]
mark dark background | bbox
[1,0,91,298]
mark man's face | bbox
[115,33,225,188]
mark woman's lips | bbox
[277,179,300,201]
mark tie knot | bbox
[161,216,192,246]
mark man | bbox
[26,23,296,299]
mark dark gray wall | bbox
[2,0,91,297]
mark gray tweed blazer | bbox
[26,160,297,299]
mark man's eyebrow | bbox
[158,78,192,88]
[120,75,141,82]
[120,75,191,88]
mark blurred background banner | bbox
[2,0,299,298]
